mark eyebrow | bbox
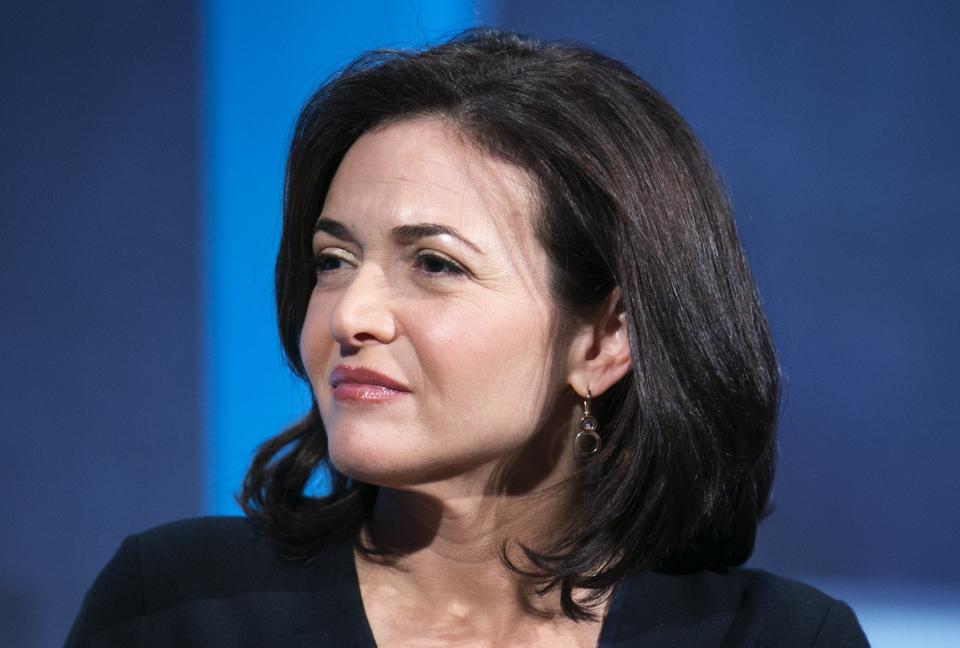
[313,218,485,255]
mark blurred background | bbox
[2,1,958,646]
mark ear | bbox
[567,287,633,399]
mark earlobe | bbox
[568,288,633,399]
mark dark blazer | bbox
[66,516,869,647]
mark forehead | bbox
[320,118,539,255]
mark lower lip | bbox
[333,383,409,402]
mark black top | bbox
[66,516,869,647]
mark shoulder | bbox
[66,516,363,647]
[135,515,263,571]
[719,568,867,646]
[92,515,357,599]
[136,515,359,598]
[607,567,868,647]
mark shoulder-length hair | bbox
[241,28,780,620]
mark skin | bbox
[300,118,632,647]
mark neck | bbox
[354,467,596,633]
[351,397,612,644]
[367,474,574,563]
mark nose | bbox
[327,264,397,351]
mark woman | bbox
[68,29,868,646]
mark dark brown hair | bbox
[241,28,780,620]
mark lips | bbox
[330,365,410,402]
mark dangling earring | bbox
[574,389,601,456]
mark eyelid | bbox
[309,244,471,279]
[316,246,358,263]
[306,246,358,277]
[413,249,470,277]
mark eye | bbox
[307,248,356,279]
[413,251,467,278]
[310,255,341,272]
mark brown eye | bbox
[307,248,357,282]
[413,252,466,277]
[311,254,344,273]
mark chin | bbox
[327,434,414,486]
[327,436,479,488]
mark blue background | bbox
[1,1,957,646]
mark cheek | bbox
[410,299,555,417]
[299,294,334,393]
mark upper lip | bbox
[330,365,410,392]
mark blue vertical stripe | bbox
[203,1,476,515]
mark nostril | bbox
[327,286,398,348]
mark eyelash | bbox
[412,252,467,277]
[306,250,467,280]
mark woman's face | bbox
[301,118,571,488]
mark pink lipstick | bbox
[330,365,410,403]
